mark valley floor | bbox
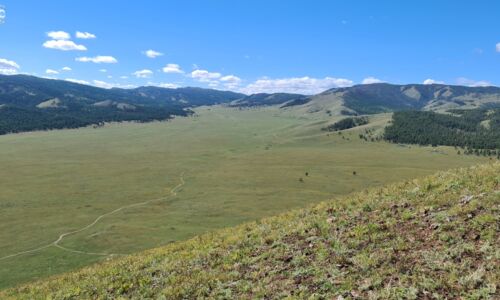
[0,106,488,288]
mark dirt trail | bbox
[0,173,185,261]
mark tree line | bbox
[384,108,500,151]
[0,105,189,135]
[323,116,369,131]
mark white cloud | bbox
[0,58,20,69]
[147,82,179,89]
[220,75,242,89]
[120,76,128,79]
[92,80,114,89]
[162,63,183,73]
[220,75,242,83]
[61,66,72,71]
[92,80,136,89]
[191,69,221,82]
[496,43,500,53]
[423,78,444,85]
[76,56,118,63]
[0,7,5,24]
[99,69,107,72]
[208,81,219,88]
[132,69,153,78]
[66,78,134,89]
[0,58,20,75]
[456,77,491,87]
[45,69,59,75]
[47,31,70,40]
[158,83,179,88]
[43,40,87,51]
[76,31,96,39]
[238,76,353,95]
[65,78,90,85]
[143,49,163,58]
[362,77,384,84]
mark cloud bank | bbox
[43,40,87,51]
[238,76,353,95]
[0,58,20,75]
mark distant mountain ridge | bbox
[0,75,244,134]
[288,83,500,115]
[0,75,244,109]
[1,74,500,134]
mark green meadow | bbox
[0,106,487,288]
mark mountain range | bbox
[1,74,500,134]
[290,83,500,115]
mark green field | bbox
[0,106,487,288]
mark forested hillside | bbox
[384,108,500,152]
[0,105,185,135]
[0,75,243,134]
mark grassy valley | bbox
[0,106,488,289]
[3,2,499,298]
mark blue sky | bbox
[0,0,499,94]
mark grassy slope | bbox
[0,107,487,288]
[3,162,499,299]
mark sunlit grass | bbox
[0,106,487,288]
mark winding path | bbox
[0,173,185,261]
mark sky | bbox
[0,0,499,95]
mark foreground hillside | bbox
[4,162,499,299]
